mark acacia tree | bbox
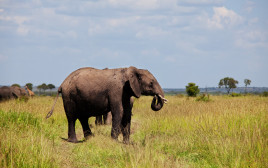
[47,84,55,95]
[37,85,42,95]
[41,83,48,93]
[37,83,48,95]
[244,79,251,93]
[25,83,33,91]
[218,77,239,94]
[186,83,200,97]
[11,84,21,88]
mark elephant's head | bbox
[127,66,167,111]
[11,86,28,98]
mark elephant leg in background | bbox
[63,100,78,143]
[104,112,112,124]
[95,115,103,125]
[79,117,93,139]
[95,112,112,125]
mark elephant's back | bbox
[60,67,113,92]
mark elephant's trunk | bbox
[151,94,166,111]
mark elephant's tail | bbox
[46,87,62,119]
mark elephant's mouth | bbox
[151,94,168,111]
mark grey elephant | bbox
[95,111,112,125]
[95,97,134,125]
[46,66,167,143]
[0,86,28,102]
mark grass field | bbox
[0,95,267,168]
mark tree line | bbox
[185,77,252,97]
[11,83,56,95]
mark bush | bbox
[230,92,242,97]
[261,91,268,97]
[196,94,211,102]
[186,83,200,97]
[175,94,184,98]
[16,96,29,103]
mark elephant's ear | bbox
[127,66,141,98]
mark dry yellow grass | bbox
[0,95,267,167]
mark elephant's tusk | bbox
[158,95,168,104]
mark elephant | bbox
[95,97,134,125]
[95,111,112,125]
[46,66,168,143]
[0,86,28,102]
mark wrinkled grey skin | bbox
[0,86,28,102]
[95,97,134,125]
[47,66,166,143]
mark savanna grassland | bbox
[0,95,267,168]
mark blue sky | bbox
[0,0,267,88]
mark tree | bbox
[218,77,239,94]
[244,79,251,93]
[37,83,48,95]
[186,83,200,97]
[47,84,55,95]
[11,83,21,88]
[41,83,48,93]
[25,83,33,91]
[37,85,43,95]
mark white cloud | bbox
[207,6,243,29]
[0,15,30,35]
[244,1,255,13]
[107,0,159,10]
[178,0,223,5]
[235,30,268,48]
[17,25,29,36]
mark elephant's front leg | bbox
[121,111,131,144]
[110,103,123,140]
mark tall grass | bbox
[0,96,267,167]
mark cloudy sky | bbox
[0,0,267,88]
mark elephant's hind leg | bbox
[79,117,93,139]
[63,100,78,143]
[67,118,78,143]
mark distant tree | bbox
[37,85,43,95]
[218,77,239,94]
[47,84,55,95]
[41,83,48,93]
[11,84,21,88]
[186,83,200,97]
[37,83,48,95]
[47,84,55,90]
[25,83,33,91]
[244,79,251,93]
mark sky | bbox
[0,0,267,88]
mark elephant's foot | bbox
[123,140,130,144]
[67,137,78,143]
[123,136,130,144]
[84,130,94,139]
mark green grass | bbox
[0,96,267,167]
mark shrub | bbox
[16,95,29,103]
[176,94,184,98]
[230,92,242,97]
[261,91,268,97]
[196,94,211,102]
[186,83,200,97]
